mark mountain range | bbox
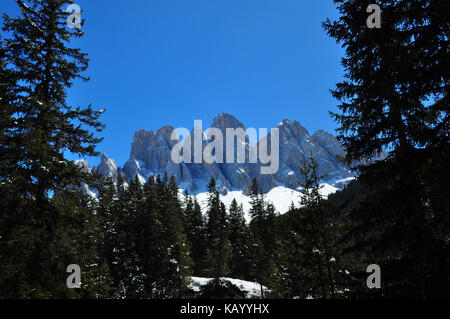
[120,113,354,193]
[76,113,359,213]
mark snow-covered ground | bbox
[189,277,268,299]
[181,184,339,222]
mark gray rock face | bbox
[210,113,253,192]
[118,113,355,194]
[257,120,353,190]
[123,126,184,183]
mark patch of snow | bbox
[188,277,210,292]
[137,173,146,185]
[332,176,356,188]
[319,183,339,198]
[188,277,268,298]
[334,177,356,184]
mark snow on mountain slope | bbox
[189,277,268,298]
[181,183,339,221]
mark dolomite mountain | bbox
[83,113,355,195]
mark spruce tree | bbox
[112,176,146,298]
[0,33,17,183]
[96,177,117,277]
[323,0,450,297]
[156,174,193,298]
[182,190,207,276]
[139,175,166,298]
[1,0,104,199]
[228,199,251,280]
[293,155,337,299]
[248,178,279,298]
[51,188,114,298]
[205,177,231,279]
[0,0,106,297]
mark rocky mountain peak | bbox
[277,119,310,141]
[156,125,175,141]
[312,129,332,138]
[212,112,245,130]
[312,130,345,157]
[94,153,118,180]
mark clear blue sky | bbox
[2,0,345,167]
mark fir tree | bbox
[323,0,450,297]
[295,155,337,299]
[51,189,114,298]
[0,33,17,183]
[139,175,166,298]
[182,190,207,276]
[248,178,279,298]
[228,199,251,280]
[112,176,146,298]
[0,0,106,297]
[1,0,104,200]
[96,177,117,278]
[156,174,193,298]
[205,177,231,279]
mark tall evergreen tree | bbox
[157,174,193,298]
[204,177,231,279]
[294,156,337,299]
[228,199,251,280]
[182,190,207,276]
[1,0,104,200]
[248,178,279,298]
[0,0,107,297]
[0,33,17,183]
[51,188,114,298]
[323,0,450,297]
[96,177,117,279]
[112,176,146,298]
[138,175,166,298]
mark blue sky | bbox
[2,0,345,167]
